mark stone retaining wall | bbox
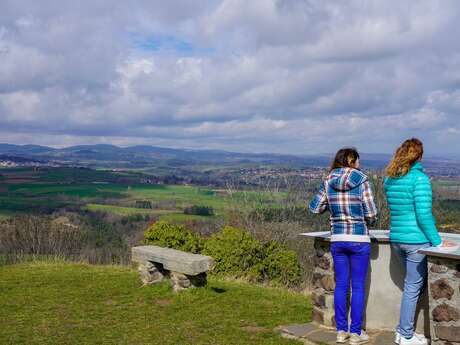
[311,239,335,327]
[428,257,460,345]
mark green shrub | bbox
[183,205,214,216]
[143,220,203,253]
[202,226,264,280]
[143,222,303,288]
[262,241,302,287]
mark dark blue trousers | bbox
[331,241,371,335]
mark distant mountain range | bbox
[0,143,458,171]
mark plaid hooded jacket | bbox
[309,168,378,242]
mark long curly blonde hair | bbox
[386,138,424,178]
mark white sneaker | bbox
[399,334,428,345]
[395,332,427,344]
[336,330,349,343]
[349,331,370,345]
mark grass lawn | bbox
[0,262,311,345]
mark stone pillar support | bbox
[427,258,460,345]
[138,261,165,285]
[311,239,335,328]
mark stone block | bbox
[171,272,191,292]
[138,262,165,285]
[431,278,455,300]
[311,290,326,308]
[170,271,207,292]
[278,323,317,338]
[326,310,336,328]
[321,275,335,292]
[314,255,331,270]
[432,303,460,322]
[324,293,334,309]
[312,272,323,288]
[435,325,460,343]
[307,329,337,344]
[430,264,449,274]
[312,306,324,324]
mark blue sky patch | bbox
[132,34,214,56]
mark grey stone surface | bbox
[430,278,455,300]
[170,272,191,292]
[277,322,396,345]
[307,329,337,344]
[431,264,449,274]
[170,271,207,293]
[428,257,460,345]
[311,306,324,324]
[432,303,460,322]
[138,261,165,285]
[314,255,331,270]
[372,331,396,345]
[279,323,317,338]
[132,245,214,275]
[435,325,460,343]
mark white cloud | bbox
[0,0,459,156]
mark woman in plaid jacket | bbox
[310,148,377,345]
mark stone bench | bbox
[132,245,214,292]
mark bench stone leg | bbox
[171,272,207,292]
[138,261,165,285]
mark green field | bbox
[0,261,311,345]
[0,167,285,220]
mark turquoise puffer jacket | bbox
[384,162,442,246]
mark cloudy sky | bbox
[1,1,460,156]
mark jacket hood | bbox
[328,168,368,191]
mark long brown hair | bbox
[330,147,360,172]
[386,138,424,178]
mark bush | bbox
[202,226,264,280]
[143,220,203,253]
[262,241,302,287]
[143,222,304,288]
[183,205,214,216]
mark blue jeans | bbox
[391,243,430,339]
[331,241,371,335]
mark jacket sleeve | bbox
[309,181,328,214]
[361,180,378,226]
[413,174,442,246]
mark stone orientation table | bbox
[300,230,460,345]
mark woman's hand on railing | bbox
[436,240,458,248]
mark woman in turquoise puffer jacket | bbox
[384,138,452,345]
